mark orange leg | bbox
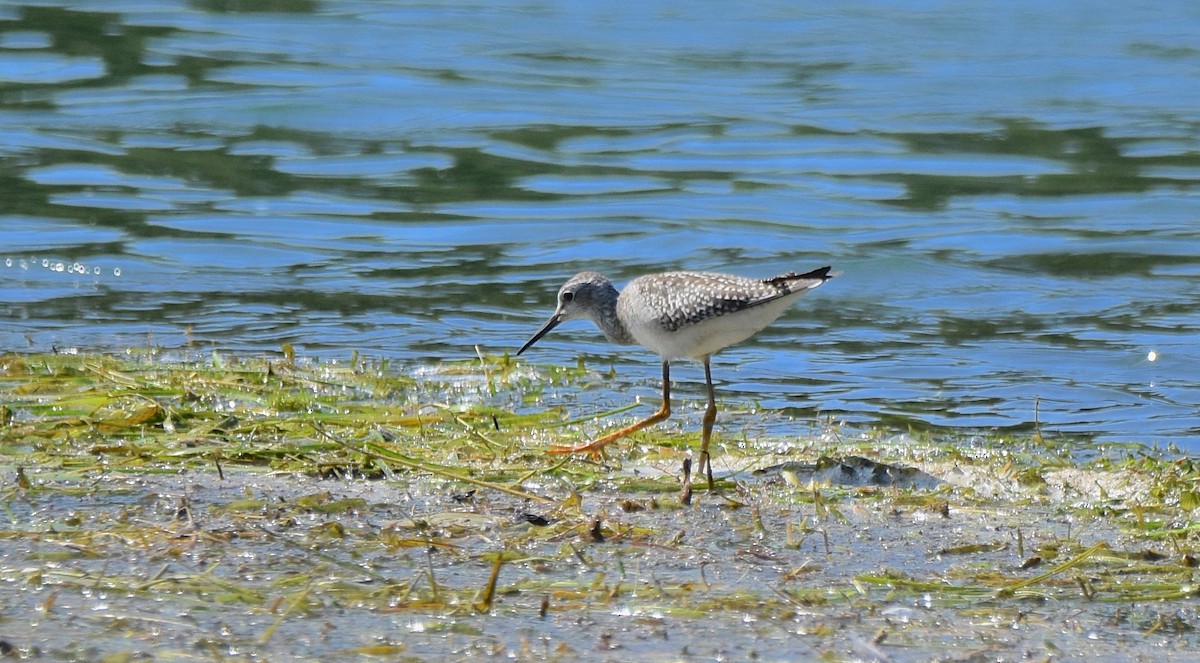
[549,361,671,457]
[699,357,717,489]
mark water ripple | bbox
[1,0,1198,447]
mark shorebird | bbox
[517,266,835,488]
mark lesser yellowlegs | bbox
[517,266,835,488]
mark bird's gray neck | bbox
[591,284,637,346]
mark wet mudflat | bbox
[1,352,1197,661]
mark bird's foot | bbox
[547,439,611,459]
[546,409,668,459]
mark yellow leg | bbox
[549,361,671,457]
[699,357,717,489]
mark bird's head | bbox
[517,272,615,355]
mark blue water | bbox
[1,1,1198,446]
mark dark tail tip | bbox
[799,266,833,281]
[770,266,834,283]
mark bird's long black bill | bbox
[517,313,562,356]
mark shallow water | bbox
[2,1,1199,446]
[1,460,1176,662]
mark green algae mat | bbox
[1,352,1198,661]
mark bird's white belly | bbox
[627,293,804,360]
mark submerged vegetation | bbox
[1,350,1198,661]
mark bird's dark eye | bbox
[561,291,574,303]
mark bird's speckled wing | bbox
[628,267,831,333]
